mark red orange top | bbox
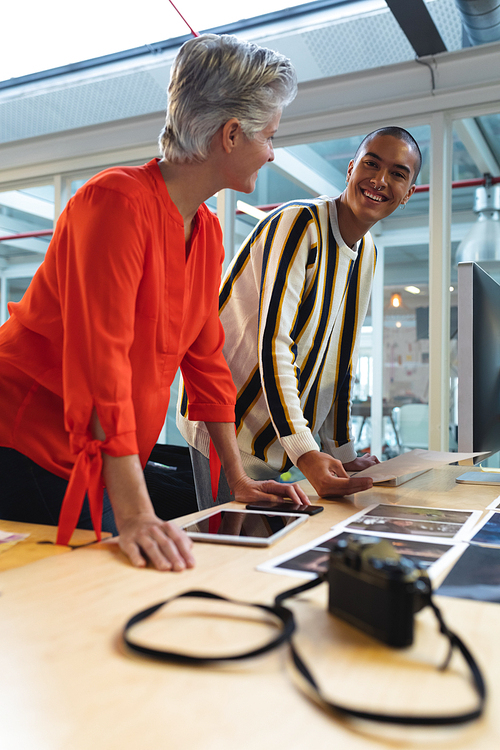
[0,159,236,542]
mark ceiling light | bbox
[390,293,402,308]
[404,286,421,294]
[456,178,500,264]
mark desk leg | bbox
[356,417,367,445]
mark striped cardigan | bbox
[178,197,377,479]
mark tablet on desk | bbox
[180,507,307,546]
[456,471,500,486]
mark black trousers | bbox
[0,446,118,534]
[0,444,198,531]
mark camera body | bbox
[327,535,431,648]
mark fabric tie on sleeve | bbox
[56,438,105,546]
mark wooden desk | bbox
[1,466,499,750]
[0,519,109,572]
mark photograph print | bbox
[259,530,459,580]
[341,504,480,541]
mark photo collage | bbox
[258,498,500,604]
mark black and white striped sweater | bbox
[178,197,377,479]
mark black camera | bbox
[327,535,431,648]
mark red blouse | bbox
[0,159,236,542]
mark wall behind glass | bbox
[451,111,500,466]
[0,185,54,323]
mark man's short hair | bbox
[159,34,297,163]
[353,127,422,184]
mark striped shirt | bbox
[178,197,377,479]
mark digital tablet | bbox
[180,507,308,546]
[456,471,500,486]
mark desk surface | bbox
[0,519,110,572]
[1,466,499,750]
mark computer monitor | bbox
[457,261,500,463]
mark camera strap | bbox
[123,589,296,664]
[122,576,486,726]
[274,576,487,726]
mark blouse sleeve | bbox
[54,182,149,544]
[57,183,146,457]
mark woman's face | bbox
[228,111,281,194]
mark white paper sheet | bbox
[351,448,488,484]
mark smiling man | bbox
[179,126,421,505]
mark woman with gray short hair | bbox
[0,34,306,572]
[160,34,297,163]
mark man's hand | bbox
[230,475,311,506]
[116,512,196,571]
[205,421,311,506]
[343,454,380,472]
[297,450,373,498]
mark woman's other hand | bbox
[100,448,195,572]
[117,513,196,571]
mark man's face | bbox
[345,134,418,224]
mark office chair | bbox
[393,403,429,451]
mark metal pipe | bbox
[234,176,500,214]
[2,178,499,238]
[455,0,500,46]
[0,229,53,242]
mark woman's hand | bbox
[117,512,195,571]
[297,450,373,498]
[101,450,196,572]
[230,474,311,506]
[92,410,195,571]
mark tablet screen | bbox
[181,508,306,545]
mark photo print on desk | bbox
[338,504,481,542]
[0,529,29,555]
[436,543,500,604]
[468,511,500,548]
[257,528,465,581]
[486,495,500,511]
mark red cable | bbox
[168,0,200,37]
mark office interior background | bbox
[1,0,500,464]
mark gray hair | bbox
[159,34,297,163]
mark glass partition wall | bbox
[451,110,500,467]
[0,185,54,324]
[218,110,500,462]
[1,106,499,456]
[219,127,433,460]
